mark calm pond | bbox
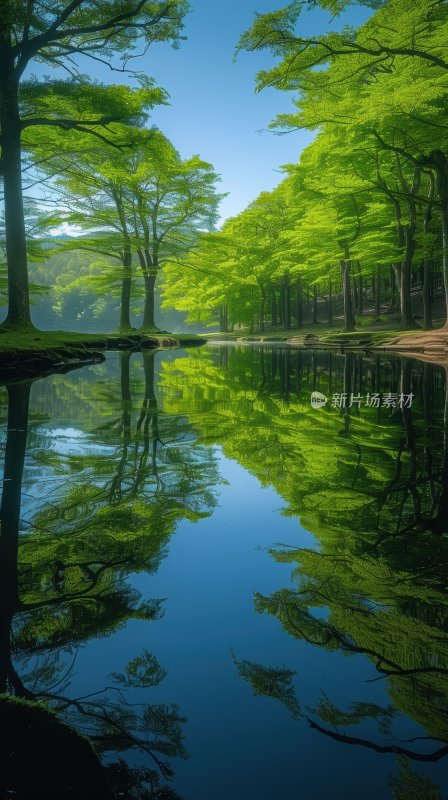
[1,345,448,799]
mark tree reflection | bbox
[0,354,219,798]
[159,345,448,794]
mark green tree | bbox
[128,130,222,331]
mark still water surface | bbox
[1,345,447,799]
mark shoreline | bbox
[2,325,448,380]
[0,329,207,381]
[205,328,448,367]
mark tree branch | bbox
[21,117,129,149]
[26,1,174,51]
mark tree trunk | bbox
[387,266,399,313]
[312,284,318,324]
[422,177,434,331]
[400,229,417,328]
[440,199,448,328]
[374,264,381,320]
[340,260,355,333]
[271,286,277,326]
[392,263,403,314]
[259,294,265,332]
[400,167,421,329]
[296,279,303,329]
[328,280,333,327]
[119,246,132,332]
[1,75,32,327]
[353,275,359,318]
[390,197,407,323]
[136,249,159,332]
[357,262,363,316]
[283,274,291,330]
[142,273,158,331]
[432,152,448,328]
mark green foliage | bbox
[163,0,448,334]
[111,651,168,688]
[232,652,301,720]
[389,758,443,800]
[26,125,222,331]
[0,0,191,326]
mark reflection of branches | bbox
[303,715,448,763]
[5,646,187,794]
[43,690,182,778]
[0,358,222,798]
[22,558,126,610]
[234,653,448,768]
[258,590,448,682]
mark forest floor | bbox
[0,327,206,380]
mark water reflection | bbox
[1,345,448,798]
[160,346,448,798]
[0,352,219,798]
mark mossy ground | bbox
[0,695,113,798]
[0,326,206,352]
[0,326,206,380]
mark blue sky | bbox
[30,1,372,225]
[140,1,372,223]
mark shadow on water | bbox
[0,351,220,799]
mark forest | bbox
[166,0,448,336]
[0,0,447,346]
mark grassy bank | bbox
[0,327,206,380]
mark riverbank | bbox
[289,329,448,359]
[206,324,448,361]
[0,328,206,379]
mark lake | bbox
[1,345,447,799]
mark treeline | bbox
[163,0,448,333]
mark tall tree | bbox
[128,131,222,331]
